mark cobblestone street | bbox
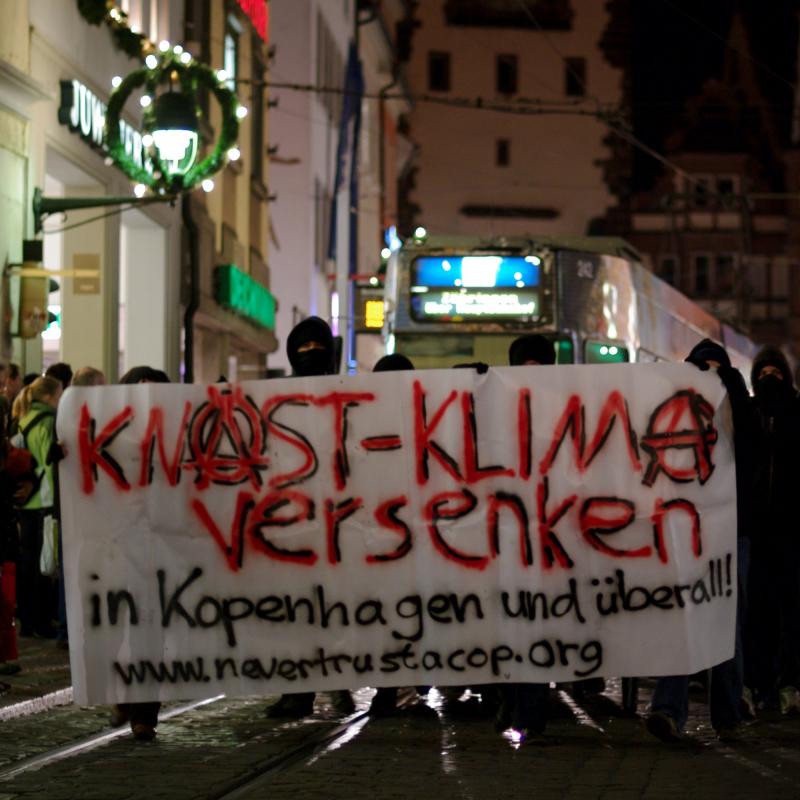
[2,640,800,800]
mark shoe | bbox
[0,662,21,676]
[716,723,743,743]
[645,711,681,743]
[779,686,800,716]
[740,687,757,721]
[265,693,314,719]
[515,727,549,746]
[330,690,355,714]
[131,723,156,742]
[109,705,130,728]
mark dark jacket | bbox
[686,339,755,538]
[749,346,800,536]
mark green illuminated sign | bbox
[214,264,275,330]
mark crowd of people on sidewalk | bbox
[0,319,798,747]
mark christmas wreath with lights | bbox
[105,46,243,194]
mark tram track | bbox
[0,687,417,796]
[0,693,224,782]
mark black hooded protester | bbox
[286,316,336,377]
[745,346,800,715]
[266,317,356,719]
[647,340,754,742]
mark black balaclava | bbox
[373,354,414,372]
[751,345,793,403]
[686,339,731,370]
[287,316,335,377]
[509,335,556,366]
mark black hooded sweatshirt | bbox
[749,346,800,536]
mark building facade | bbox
[403,0,623,239]
[0,0,276,383]
[602,10,800,354]
[267,0,413,374]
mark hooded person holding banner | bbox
[265,317,356,719]
[646,339,753,742]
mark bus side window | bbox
[585,340,629,363]
[554,337,575,364]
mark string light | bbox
[236,106,248,119]
[202,179,215,192]
[133,183,147,198]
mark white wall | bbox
[120,210,167,373]
[267,0,352,371]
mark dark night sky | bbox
[630,0,799,189]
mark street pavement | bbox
[1,638,800,799]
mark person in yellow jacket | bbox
[12,376,62,638]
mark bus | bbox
[383,234,758,375]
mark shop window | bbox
[564,57,586,97]
[428,51,451,92]
[585,341,629,363]
[496,54,518,95]
[496,138,510,167]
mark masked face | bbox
[294,346,332,377]
[756,371,786,402]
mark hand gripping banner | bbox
[57,364,737,704]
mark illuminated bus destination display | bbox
[410,255,541,321]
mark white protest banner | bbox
[57,364,736,704]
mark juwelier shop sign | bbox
[58,79,153,175]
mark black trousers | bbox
[16,510,56,636]
[746,538,800,695]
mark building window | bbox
[496,54,518,95]
[693,254,711,295]
[691,177,710,209]
[496,138,510,166]
[715,254,736,295]
[686,174,740,209]
[658,255,678,286]
[428,51,451,92]
[224,15,241,91]
[564,57,586,97]
[251,35,265,184]
[316,12,344,122]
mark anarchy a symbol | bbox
[186,385,269,489]
[640,389,718,487]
